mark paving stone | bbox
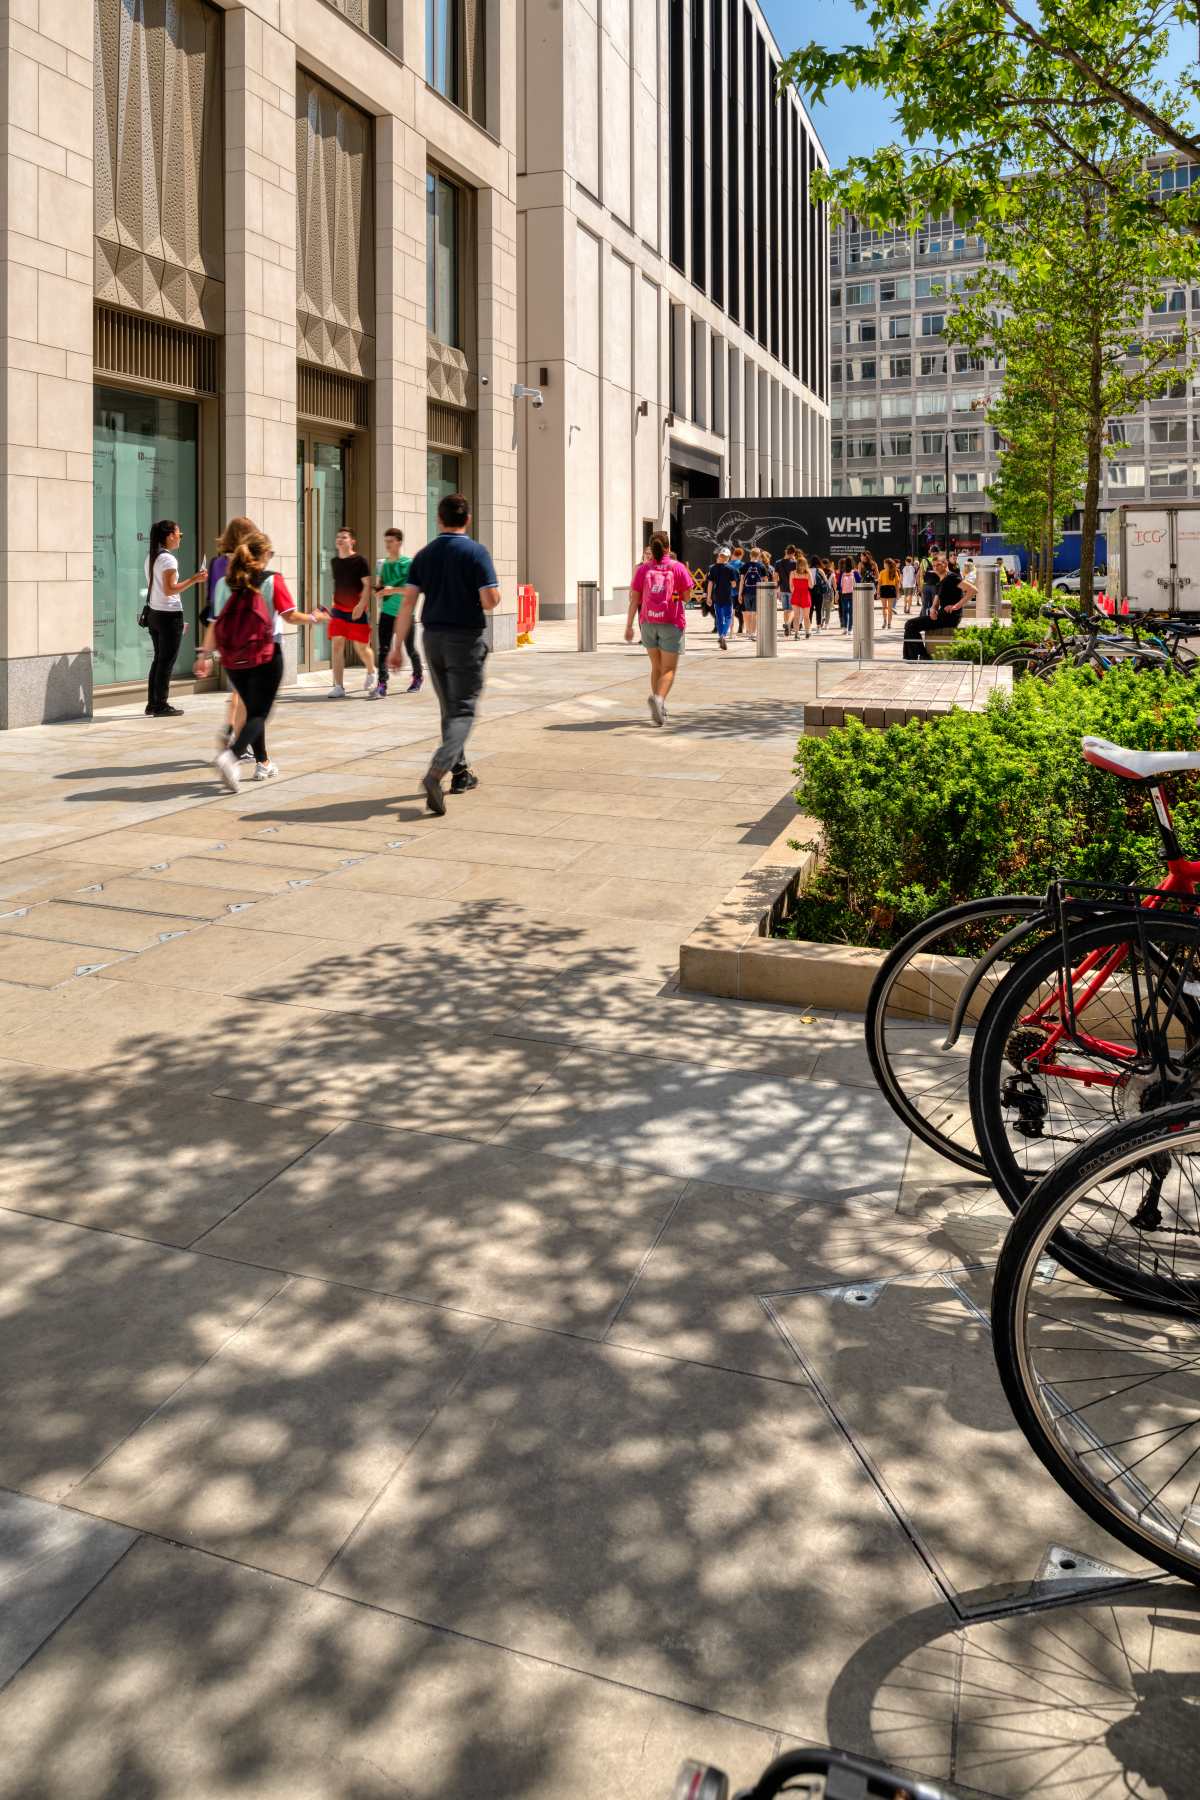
[0,1536,783,1800]
[325,1325,953,1739]
[0,1075,329,1245]
[71,1279,492,1581]
[0,1490,135,1690]
[199,1124,684,1331]
[766,1268,1154,1610]
[0,1209,283,1499]
[498,1053,912,1199]
[0,935,125,986]
[0,900,193,951]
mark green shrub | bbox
[787,663,1200,948]
[1008,581,1052,635]
[931,620,1039,663]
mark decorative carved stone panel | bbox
[324,0,387,41]
[94,0,224,333]
[427,333,471,408]
[296,73,375,381]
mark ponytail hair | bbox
[649,532,669,563]
[147,519,178,587]
[226,530,272,591]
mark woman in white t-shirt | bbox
[144,519,206,717]
[901,558,918,613]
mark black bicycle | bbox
[673,1748,949,1800]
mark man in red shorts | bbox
[327,526,378,697]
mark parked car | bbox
[1051,568,1108,595]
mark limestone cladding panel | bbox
[224,9,298,586]
[475,186,519,601]
[375,112,429,555]
[427,334,470,407]
[296,70,375,378]
[94,0,224,333]
[324,0,386,38]
[0,0,96,723]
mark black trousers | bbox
[228,645,284,762]
[903,615,957,661]
[378,611,423,683]
[423,629,489,775]
[147,612,185,711]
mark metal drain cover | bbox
[1036,1542,1132,1585]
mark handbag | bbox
[138,604,150,628]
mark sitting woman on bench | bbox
[902,554,975,661]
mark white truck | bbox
[1107,500,1200,614]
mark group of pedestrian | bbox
[144,491,500,815]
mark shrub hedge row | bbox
[785,663,1200,949]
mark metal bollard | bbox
[975,565,998,621]
[577,580,599,651]
[852,581,876,661]
[756,582,779,656]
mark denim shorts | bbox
[640,621,685,654]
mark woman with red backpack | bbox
[196,530,328,792]
[623,533,692,726]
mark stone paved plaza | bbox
[0,621,1197,1800]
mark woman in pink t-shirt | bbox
[624,533,692,727]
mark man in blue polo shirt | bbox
[388,492,501,815]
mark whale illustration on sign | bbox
[687,508,813,551]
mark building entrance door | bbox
[296,432,355,670]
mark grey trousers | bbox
[423,628,489,774]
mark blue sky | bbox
[763,0,1198,171]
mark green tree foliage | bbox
[786,663,1200,948]
[780,1,1200,238]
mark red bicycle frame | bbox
[1019,777,1200,1086]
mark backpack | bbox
[214,573,277,669]
[640,560,682,624]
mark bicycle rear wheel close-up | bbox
[969,912,1200,1291]
[992,1102,1200,1585]
[864,894,1046,1175]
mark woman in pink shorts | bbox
[790,553,814,639]
[624,533,692,726]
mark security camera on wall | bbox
[530,391,545,410]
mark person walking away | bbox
[728,543,746,634]
[878,557,900,630]
[921,556,939,608]
[900,556,918,614]
[739,548,768,640]
[836,557,855,634]
[855,552,880,642]
[206,516,256,757]
[328,528,378,697]
[372,528,422,699]
[809,559,829,632]
[789,552,814,639]
[625,532,691,724]
[387,492,501,815]
[200,530,329,790]
[705,548,738,650]
[902,553,974,661]
[143,520,206,718]
[776,546,797,634]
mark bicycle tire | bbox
[970,914,1200,1289]
[864,894,1045,1174]
[992,1104,1200,1585]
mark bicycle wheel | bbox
[993,1103,1200,1584]
[994,645,1049,678]
[970,914,1200,1284]
[864,895,1046,1174]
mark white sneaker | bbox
[254,760,279,782]
[329,684,347,698]
[214,748,241,793]
[364,674,378,696]
[648,694,664,727]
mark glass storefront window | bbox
[93,387,198,688]
[427,450,461,539]
[427,171,461,347]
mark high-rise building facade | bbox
[830,163,1200,553]
[518,0,830,610]
[0,0,829,727]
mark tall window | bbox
[427,0,457,97]
[691,0,707,292]
[669,0,686,271]
[427,170,461,347]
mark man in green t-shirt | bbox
[372,528,423,697]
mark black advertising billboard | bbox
[679,497,911,570]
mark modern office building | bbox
[0,0,829,727]
[517,0,830,611]
[830,163,1200,553]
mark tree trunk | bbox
[1079,321,1104,611]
